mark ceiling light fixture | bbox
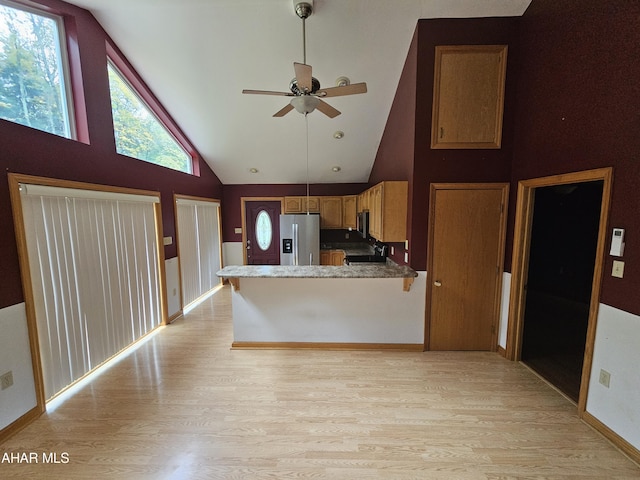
[332,166,341,172]
[335,76,350,87]
[249,168,259,173]
[333,131,344,139]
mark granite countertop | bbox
[217,262,417,280]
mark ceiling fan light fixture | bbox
[290,95,320,114]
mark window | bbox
[0,1,74,138]
[107,60,193,174]
[175,197,222,308]
[17,180,163,401]
[255,210,273,251]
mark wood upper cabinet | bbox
[357,191,369,213]
[320,196,343,229]
[342,195,357,229]
[284,196,320,213]
[369,184,383,240]
[284,195,356,229]
[367,181,408,243]
[431,45,507,149]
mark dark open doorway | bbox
[521,180,603,402]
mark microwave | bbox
[356,211,369,238]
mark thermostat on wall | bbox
[609,228,625,257]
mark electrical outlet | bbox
[1,371,13,390]
[599,369,611,388]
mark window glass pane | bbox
[255,210,272,251]
[107,61,192,174]
[0,2,72,137]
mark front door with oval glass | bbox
[245,201,281,265]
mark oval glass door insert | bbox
[255,210,272,251]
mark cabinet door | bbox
[369,185,383,239]
[304,196,320,213]
[330,250,345,266]
[320,251,331,265]
[320,197,343,229]
[284,196,303,213]
[342,195,357,229]
[431,45,507,149]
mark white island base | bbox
[227,273,426,350]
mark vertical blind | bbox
[20,184,163,401]
[176,198,221,308]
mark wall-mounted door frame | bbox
[505,167,613,415]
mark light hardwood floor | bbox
[2,285,639,479]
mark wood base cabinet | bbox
[320,250,345,266]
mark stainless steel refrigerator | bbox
[279,214,320,265]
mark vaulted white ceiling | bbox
[67,0,531,184]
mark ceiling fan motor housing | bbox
[290,77,320,95]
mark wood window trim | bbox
[5,172,168,443]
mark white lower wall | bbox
[223,242,244,267]
[586,303,640,450]
[0,303,37,430]
[498,272,511,349]
[165,257,181,318]
[232,272,426,344]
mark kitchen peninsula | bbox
[217,263,425,350]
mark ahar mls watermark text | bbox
[2,451,70,464]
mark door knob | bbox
[434,280,442,287]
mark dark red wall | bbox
[0,0,223,308]
[512,0,640,315]
[221,183,367,243]
[371,17,519,271]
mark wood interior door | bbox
[427,185,508,350]
[245,201,281,265]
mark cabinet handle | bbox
[434,280,442,287]
[440,127,444,139]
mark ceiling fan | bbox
[242,0,367,118]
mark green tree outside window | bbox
[108,62,192,174]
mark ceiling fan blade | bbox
[294,62,313,92]
[316,82,368,98]
[242,89,293,96]
[273,103,295,117]
[315,99,341,118]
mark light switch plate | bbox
[612,260,624,278]
[234,227,242,234]
[163,236,173,246]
